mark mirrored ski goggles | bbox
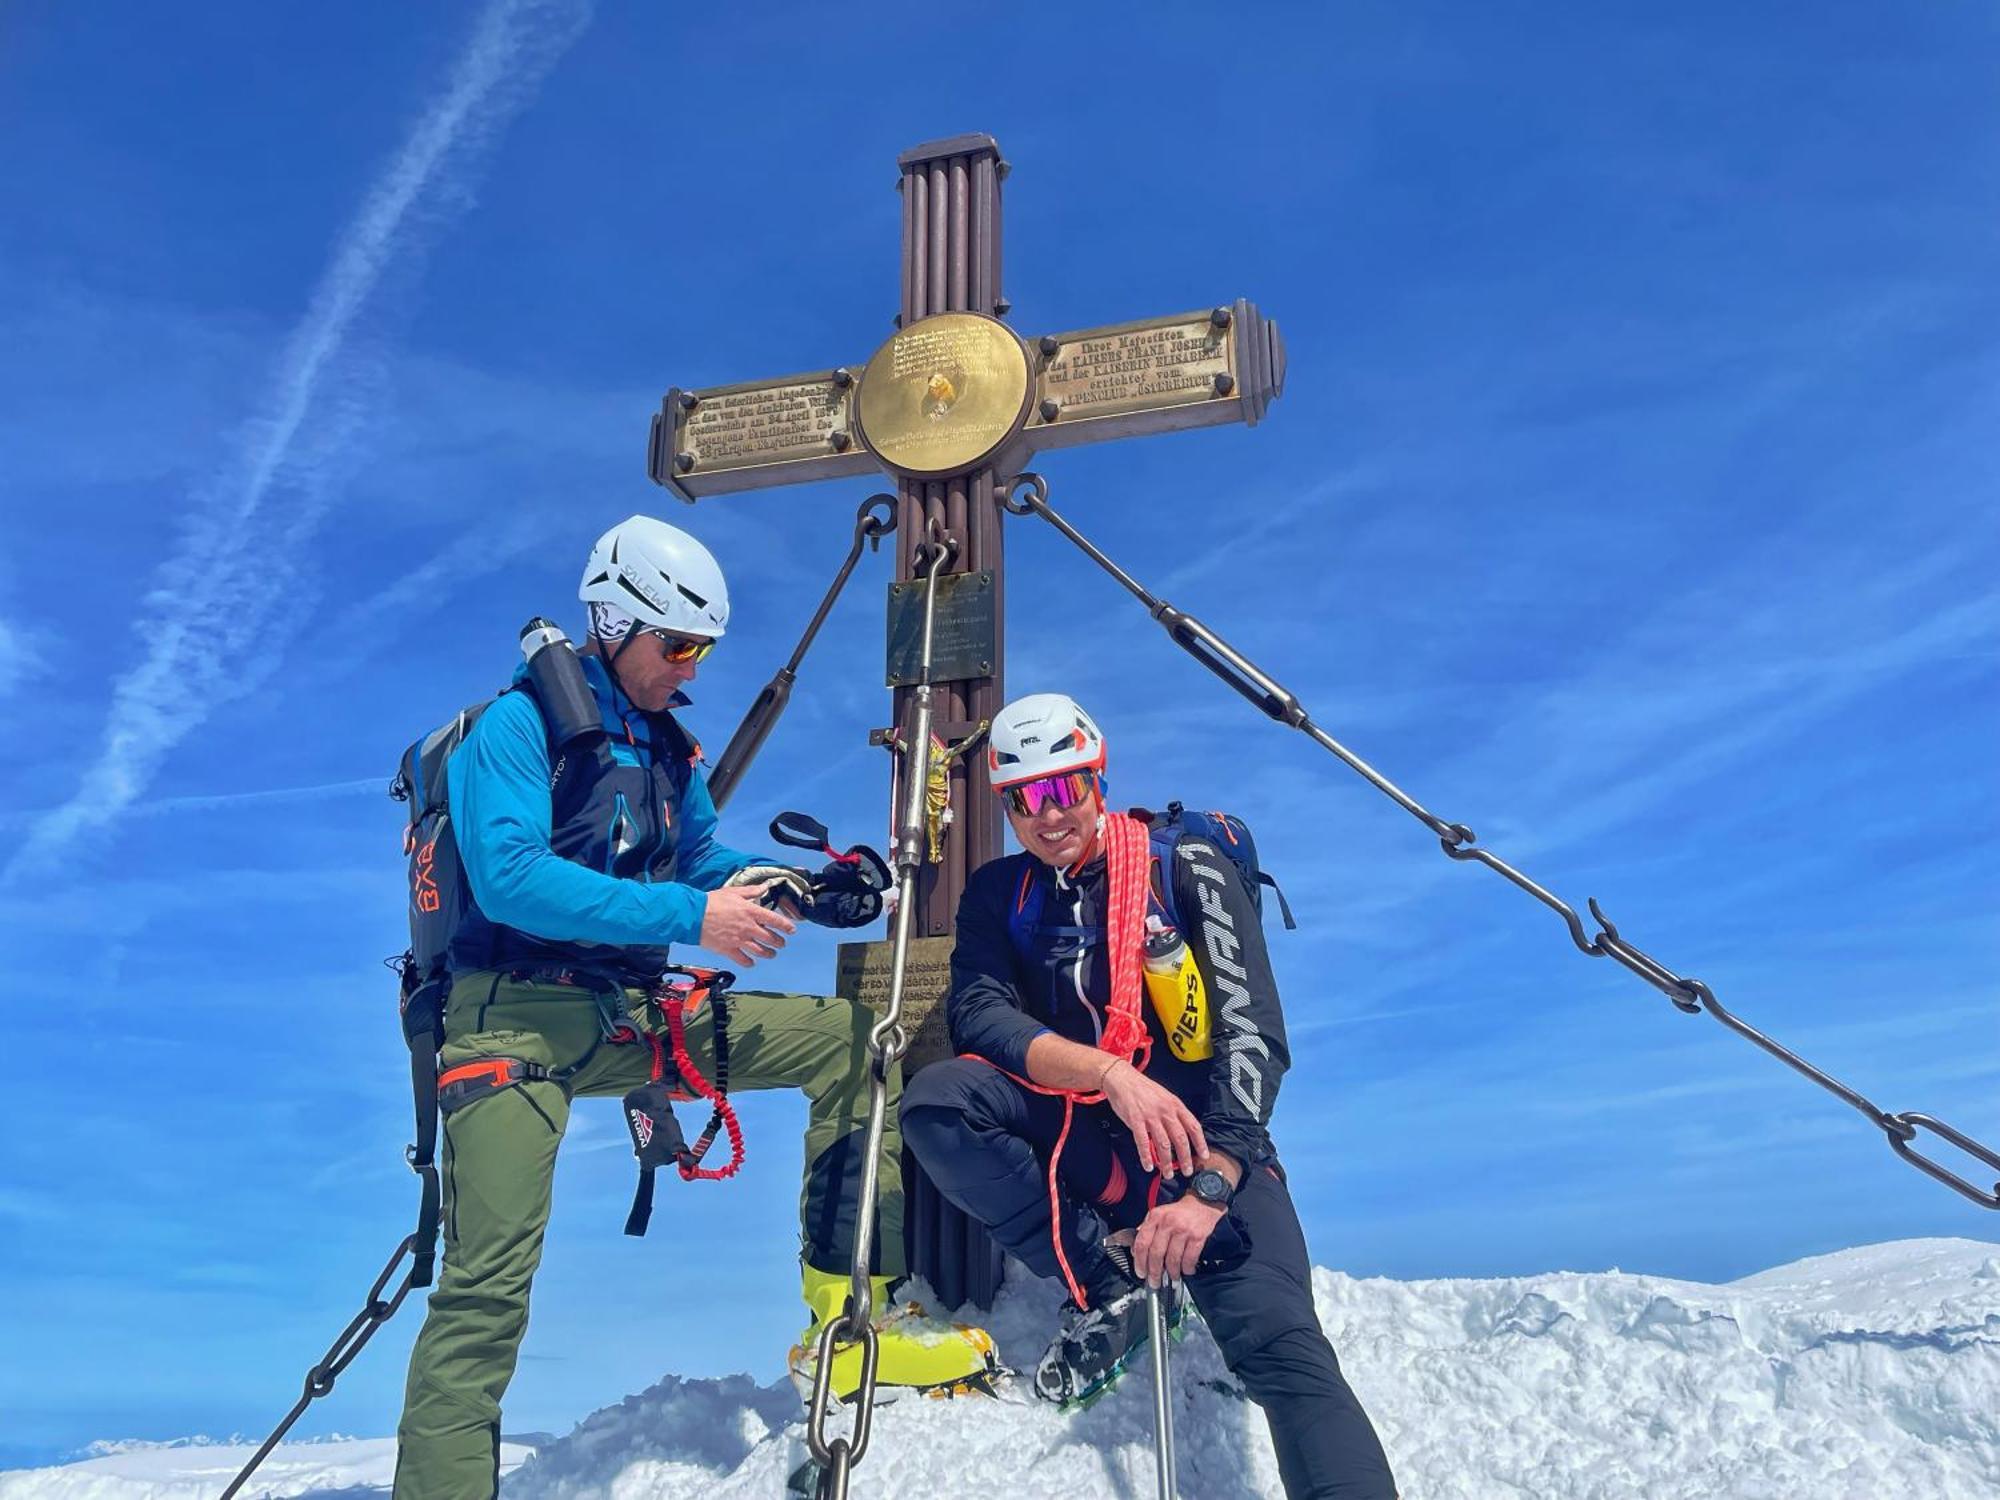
[642,628,715,665]
[1001,770,1098,818]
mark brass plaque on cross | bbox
[835,934,957,1073]
[855,313,1033,477]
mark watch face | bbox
[1192,1169,1229,1204]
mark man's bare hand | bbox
[1131,1194,1225,1286]
[1099,1059,1207,1178]
[699,881,796,966]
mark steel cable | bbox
[1001,471,2000,1211]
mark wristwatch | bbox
[1188,1167,1232,1207]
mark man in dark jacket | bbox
[900,692,1397,1500]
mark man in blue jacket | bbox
[900,693,1397,1500]
[395,516,995,1500]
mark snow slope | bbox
[6,1238,1996,1500]
[0,1438,535,1499]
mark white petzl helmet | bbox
[987,693,1107,787]
[578,516,730,639]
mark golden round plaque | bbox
[855,312,1032,477]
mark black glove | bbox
[804,844,890,928]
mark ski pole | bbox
[1147,1284,1177,1500]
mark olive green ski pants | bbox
[394,970,904,1500]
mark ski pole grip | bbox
[1159,610,1305,725]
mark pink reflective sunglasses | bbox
[1002,770,1098,818]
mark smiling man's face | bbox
[1005,779,1104,870]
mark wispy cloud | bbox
[323,511,551,669]
[129,777,385,817]
[0,616,49,699]
[5,0,591,882]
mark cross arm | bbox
[647,299,1284,502]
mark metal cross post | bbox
[647,133,1287,1308]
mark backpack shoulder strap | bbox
[1145,818,1183,933]
[496,679,611,822]
[647,706,701,768]
[1127,805,1186,932]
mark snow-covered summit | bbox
[5,1237,1996,1499]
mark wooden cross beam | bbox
[647,133,1285,1308]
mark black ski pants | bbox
[903,1058,1397,1500]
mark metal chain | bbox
[1001,472,2000,1211]
[219,1234,424,1499]
[804,519,956,1500]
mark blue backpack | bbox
[1006,801,1295,960]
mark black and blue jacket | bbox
[445,652,755,978]
[947,834,1292,1169]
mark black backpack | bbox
[1007,801,1297,962]
[384,625,603,1287]
[1132,802,1296,933]
[388,623,607,1033]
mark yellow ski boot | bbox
[789,1265,1002,1403]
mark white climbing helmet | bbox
[578,516,730,640]
[987,693,1107,788]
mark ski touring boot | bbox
[1033,1242,1185,1410]
[788,1265,1003,1405]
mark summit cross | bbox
[647,132,1286,1306]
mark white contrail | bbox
[8,0,590,880]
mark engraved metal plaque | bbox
[685,378,848,465]
[856,313,1033,477]
[835,934,957,1073]
[648,368,876,501]
[885,569,998,687]
[1024,301,1287,454]
[1041,313,1231,420]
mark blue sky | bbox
[2,0,1996,1468]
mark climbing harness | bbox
[707,494,897,810]
[801,520,950,1500]
[1001,471,2000,1211]
[620,966,744,1235]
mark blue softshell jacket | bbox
[445,652,756,978]
[948,836,1293,1169]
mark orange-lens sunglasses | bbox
[645,629,715,665]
